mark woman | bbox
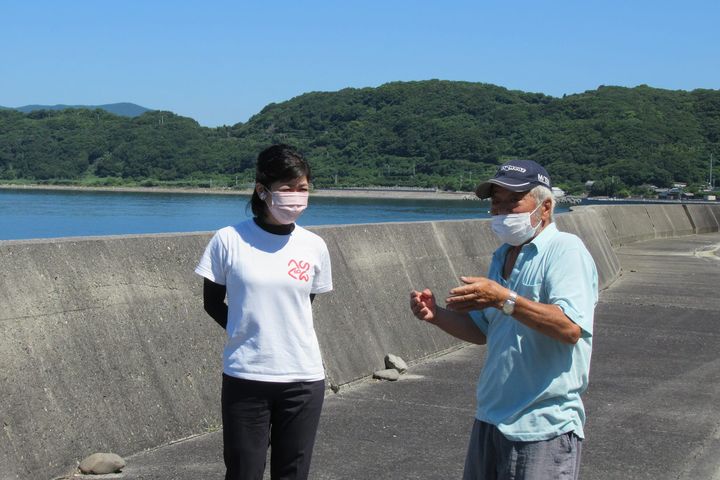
[195,144,333,480]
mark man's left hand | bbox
[445,276,507,313]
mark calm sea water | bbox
[0,188,503,241]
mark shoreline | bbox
[4,183,717,205]
[0,183,477,201]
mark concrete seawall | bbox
[1,204,718,479]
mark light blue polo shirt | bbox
[469,222,598,441]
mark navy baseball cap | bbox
[475,159,552,199]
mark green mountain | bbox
[1,81,718,194]
[8,102,150,117]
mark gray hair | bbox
[529,186,555,222]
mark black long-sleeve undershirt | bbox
[203,278,229,329]
[201,217,314,330]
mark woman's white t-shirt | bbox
[195,219,333,382]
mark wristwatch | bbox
[502,291,518,315]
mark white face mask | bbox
[261,190,309,224]
[491,203,542,246]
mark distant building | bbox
[658,187,694,200]
[551,186,565,198]
[659,188,681,200]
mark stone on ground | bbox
[78,452,126,474]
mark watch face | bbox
[503,300,515,315]
[502,292,517,315]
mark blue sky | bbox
[2,0,718,127]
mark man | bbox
[410,160,598,480]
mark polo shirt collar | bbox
[527,222,559,252]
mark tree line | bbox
[1,80,718,195]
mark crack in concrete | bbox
[0,302,132,322]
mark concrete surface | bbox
[112,232,720,480]
[2,207,622,480]
[555,209,621,290]
[645,204,695,238]
[0,234,224,480]
[583,204,720,247]
[1,204,718,479]
[684,204,720,234]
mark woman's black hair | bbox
[250,144,312,218]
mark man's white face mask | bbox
[490,202,542,246]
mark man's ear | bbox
[541,198,552,221]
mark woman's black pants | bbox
[221,374,325,480]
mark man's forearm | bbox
[511,296,581,344]
[429,307,487,345]
[445,277,581,345]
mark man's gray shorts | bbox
[463,420,582,480]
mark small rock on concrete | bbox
[79,453,126,474]
[385,354,408,373]
[373,369,400,381]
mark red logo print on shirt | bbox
[287,259,311,282]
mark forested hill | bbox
[4,102,150,117]
[1,80,718,194]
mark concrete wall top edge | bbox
[0,230,215,246]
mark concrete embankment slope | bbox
[0,204,717,479]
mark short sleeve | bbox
[194,231,228,285]
[544,243,598,336]
[311,242,333,294]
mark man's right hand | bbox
[410,287,487,345]
[410,288,437,323]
